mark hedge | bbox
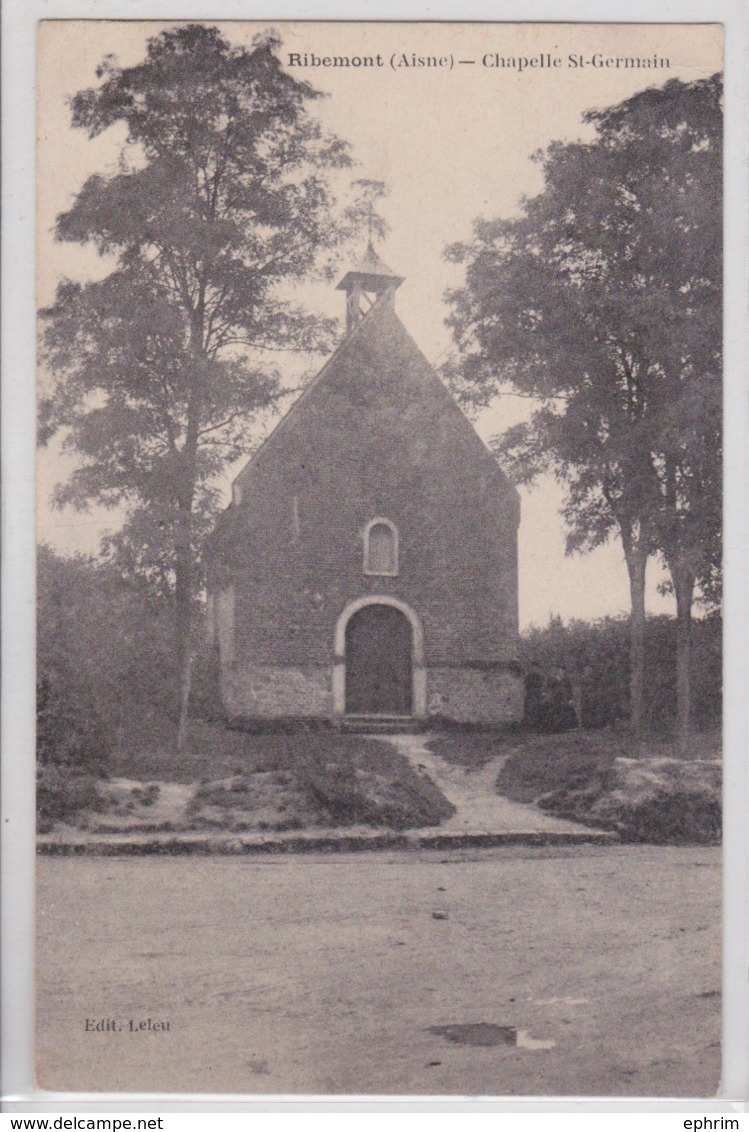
[521,614,721,732]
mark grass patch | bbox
[102,723,456,832]
[106,719,297,782]
[497,732,618,803]
[497,728,721,844]
[426,731,514,769]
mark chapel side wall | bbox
[214,585,235,665]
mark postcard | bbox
[33,19,726,1097]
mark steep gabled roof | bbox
[231,293,518,506]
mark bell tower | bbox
[336,243,404,333]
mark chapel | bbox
[206,246,523,729]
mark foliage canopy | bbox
[445,73,722,732]
[446,73,721,575]
[39,24,367,591]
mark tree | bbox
[37,544,177,761]
[445,74,722,740]
[39,25,370,750]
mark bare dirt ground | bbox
[37,845,720,1097]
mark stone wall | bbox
[223,661,522,725]
[222,664,332,720]
[427,667,524,724]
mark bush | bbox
[36,673,108,774]
[522,614,721,732]
[594,794,722,844]
[297,737,456,830]
[37,764,100,832]
[497,732,617,803]
[37,545,180,825]
[37,546,177,766]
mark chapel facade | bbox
[206,246,523,728]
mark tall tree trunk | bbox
[174,496,194,757]
[174,335,207,756]
[671,560,696,755]
[623,534,649,734]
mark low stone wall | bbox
[224,663,523,725]
[426,667,523,724]
[223,665,333,719]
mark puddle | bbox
[429,1023,556,1051]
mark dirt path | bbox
[390,734,594,835]
[37,845,720,1097]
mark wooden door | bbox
[345,604,413,715]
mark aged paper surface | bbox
[36,21,724,1096]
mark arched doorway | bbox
[344,604,413,716]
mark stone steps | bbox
[338,715,424,735]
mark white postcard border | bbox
[2,0,747,1111]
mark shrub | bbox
[37,764,100,832]
[36,673,108,774]
[296,736,456,830]
[37,545,179,825]
[497,731,721,844]
[38,545,178,767]
[297,759,456,830]
[522,614,721,732]
[597,794,722,844]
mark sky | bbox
[36,20,724,629]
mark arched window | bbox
[364,518,399,576]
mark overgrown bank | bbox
[39,727,455,835]
[495,731,721,845]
